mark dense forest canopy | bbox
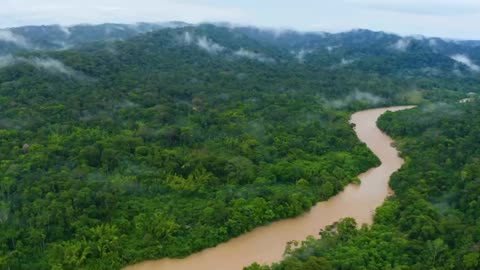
[0,22,479,269]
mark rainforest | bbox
[0,21,479,270]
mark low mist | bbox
[450,54,480,72]
[0,55,83,78]
[0,30,30,48]
[391,38,411,52]
[328,90,385,108]
[181,32,224,54]
[234,48,274,63]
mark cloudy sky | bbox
[1,0,480,39]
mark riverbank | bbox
[124,106,415,270]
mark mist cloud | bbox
[58,25,71,37]
[326,45,341,52]
[196,36,225,54]
[328,90,385,108]
[234,48,274,63]
[0,55,83,77]
[391,38,411,51]
[428,39,438,48]
[183,32,193,44]
[293,49,313,63]
[31,58,78,75]
[450,54,480,71]
[0,55,16,68]
[0,30,30,48]
[340,58,355,65]
[180,32,225,54]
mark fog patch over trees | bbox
[0,54,87,78]
[328,90,385,108]
[234,48,274,63]
[0,29,30,48]
[391,38,411,52]
[450,54,480,72]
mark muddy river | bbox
[124,106,415,270]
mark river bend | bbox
[124,106,415,270]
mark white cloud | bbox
[340,58,355,65]
[450,54,480,71]
[0,55,16,68]
[391,38,411,51]
[180,32,224,54]
[183,32,193,44]
[58,25,71,37]
[329,90,384,108]
[196,36,224,54]
[0,55,82,76]
[180,32,272,61]
[0,30,30,47]
[293,49,313,63]
[331,58,356,69]
[234,48,274,63]
[30,58,76,75]
[180,32,225,54]
[326,45,341,52]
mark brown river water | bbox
[124,106,415,270]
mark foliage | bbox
[1,23,479,269]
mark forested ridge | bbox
[247,100,480,270]
[0,23,479,269]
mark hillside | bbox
[0,22,190,55]
[0,23,479,269]
[2,22,480,93]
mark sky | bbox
[1,0,480,39]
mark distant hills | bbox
[0,22,188,55]
[1,22,480,80]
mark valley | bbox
[0,22,479,270]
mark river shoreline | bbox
[124,106,415,270]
